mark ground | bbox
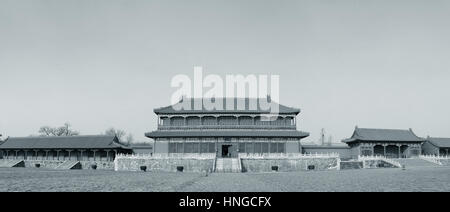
[1,166,449,192]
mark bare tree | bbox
[104,128,133,146]
[38,122,79,136]
[105,127,126,140]
[125,134,134,145]
[38,126,54,136]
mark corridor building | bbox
[0,135,132,161]
[422,137,450,156]
[342,127,425,158]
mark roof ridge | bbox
[9,135,114,139]
[428,136,450,139]
[357,127,412,131]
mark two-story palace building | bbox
[145,98,309,157]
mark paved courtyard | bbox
[1,166,449,192]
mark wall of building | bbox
[349,144,360,159]
[153,139,169,154]
[115,157,215,172]
[132,146,153,154]
[286,140,301,153]
[153,138,303,154]
[240,157,339,172]
[422,141,440,155]
[1,159,114,170]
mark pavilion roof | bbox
[342,127,424,143]
[426,137,450,148]
[0,135,131,150]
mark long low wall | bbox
[0,159,114,170]
[240,157,340,172]
[302,145,352,159]
[361,159,397,168]
[114,157,214,172]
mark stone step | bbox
[56,161,82,169]
[0,159,24,168]
[215,158,241,173]
[393,158,439,167]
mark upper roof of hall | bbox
[153,97,301,115]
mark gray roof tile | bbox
[0,135,131,149]
[342,128,424,143]
[153,98,301,114]
[427,137,450,148]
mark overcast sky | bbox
[1,0,449,143]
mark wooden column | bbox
[383,144,387,157]
[371,144,375,156]
[93,150,97,161]
[397,144,401,158]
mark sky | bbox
[1,0,450,144]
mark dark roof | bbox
[0,135,131,150]
[342,127,424,143]
[153,98,301,115]
[426,137,450,148]
[130,145,153,149]
[145,130,309,139]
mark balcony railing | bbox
[239,152,340,159]
[157,125,296,130]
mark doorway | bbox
[221,145,232,157]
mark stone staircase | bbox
[393,158,439,168]
[0,159,24,168]
[215,158,242,173]
[340,161,363,170]
[55,161,82,170]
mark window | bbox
[239,143,245,152]
[177,143,184,153]
[254,143,262,154]
[277,143,285,153]
[185,143,193,153]
[192,143,199,153]
[169,143,177,153]
[246,143,254,153]
[200,143,209,153]
[270,143,277,153]
[208,143,216,153]
[262,143,269,153]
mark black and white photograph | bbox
[1,0,449,200]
